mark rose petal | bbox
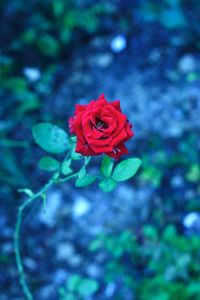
[89,144,113,154]
[75,140,96,156]
[106,143,128,159]
[106,105,126,130]
[110,100,122,112]
[75,104,87,114]
[110,128,128,146]
[73,113,85,143]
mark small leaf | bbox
[78,167,86,179]
[75,175,96,187]
[61,159,73,175]
[112,158,142,182]
[67,275,82,292]
[18,188,34,197]
[71,152,82,160]
[99,178,117,192]
[39,156,60,172]
[78,279,99,297]
[90,238,103,251]
[32,123,69,154]
[100,155,114,177]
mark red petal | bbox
[110,100,122,112]
[106,143,128,160]
[75,104,87,115]
[75,140,96,156]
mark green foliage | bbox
[39,156,60,172]
[75,175,96,187]
[90,225,200,299]
[112,158,142,182]
[139,0,187,30]
[61,159,73,175]
[100,156,114,178]
[59,275,99,300]
[99,178,117,192]
[32,123,69,154]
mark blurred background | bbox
[1,0,200,299]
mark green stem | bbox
[58,172,79,182]
[14,156,93,299]
[14,173,57,300]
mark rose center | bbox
[95,119,108,130]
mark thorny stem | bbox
[14,170,80,300]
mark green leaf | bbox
[100,155,114,177]
[37,34,60,57]
[75,175,96,187]
[67,275,82,292]
[186,164,200,183]
[78,279,99,297]
[71,152,82,160]
[39,156,60,172]
[18,188,34,197]
[78,167,86,179]
[112,158,142,182]
[160,8,186,29]
[89,238,103,251]
[32,123,69,154]
[61,159,73,175]
[99,178,117,192]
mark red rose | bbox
[68,94,134,159]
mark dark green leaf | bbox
[99,178,116,192]
[39,156,60,172]
[32,123,69,154]
[75,175,96,187]
[112,158,142,182]
[100,155,114,177]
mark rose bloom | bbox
[68,94,134,159]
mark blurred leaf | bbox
[100,155,114,177]
[39,156,60,172]
[2,77,27,93]
[67,275,81,292]
[52,0,65,17]
[160,8,186,29]
[112,158,142,182]
[162,225,177,242]
[90,237,103,251]
[37,34,60,57]
[78,279,99,297]
[143,225,158,240]
[32,123,69,153]
[22,28,37,44]
[99,178,116,192]
[15,93,41,115]
[186,165,200,183]
[75,174,96,187]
